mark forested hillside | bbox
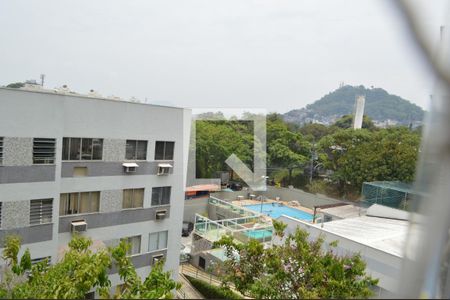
[283,85,424,125]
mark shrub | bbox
[185,275,241,299]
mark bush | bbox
[185,275,241,299]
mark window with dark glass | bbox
[154,141,174,160]
[59,192,100,215]
[151,186,171,206]
[62,138,103,160]
[0,137,3,164]
[125,140,147,160]
[33,138,56,164]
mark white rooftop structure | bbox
[311,215,409,257]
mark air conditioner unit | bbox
[71,220,87,233]
[157,163,172,176]
[155,210,167,220]
[123,162,139,173]
[152,254,164,265]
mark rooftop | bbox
[312,215,409,257]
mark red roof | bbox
[185,184,220,193]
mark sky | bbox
[0,0,448,113]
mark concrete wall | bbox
[183,198,208,223]
[2,200,30,229]
[100,189,123,213]
[103,139,126,162]
[278,215,402,294]
[2,137,33,166]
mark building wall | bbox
[0,88,191,285]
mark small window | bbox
[148,231,168,252]
[73,167,88,177]
[59,192,100,216]
[123,188,144,209]
[121,235,141,256]
[154,141,174,160]
[33,138,56,164]
[62,138,103,161]
[0,137,3,164]
[151,187,171,206]
[30,199,53,225]
[126,140,148,160]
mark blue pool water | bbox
[244,203,313,221]
[245,229,273,239]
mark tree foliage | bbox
[0,235,179,299]
[213,227,378,299]
[317,127,420,194]
[5,82,24,89]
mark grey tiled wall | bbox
[100,190,123,213]
[3,137,33,166]
[2,200,30,229]
[103,139,126,162]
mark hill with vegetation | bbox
[283,85,425,126]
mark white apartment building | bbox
[0,87,191,288]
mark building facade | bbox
[0,87,191,286]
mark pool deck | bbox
[232,199,314,215]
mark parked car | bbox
[180,244,191,263]
[182,221,194,237]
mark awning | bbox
[122,162,139,167]
[158,163,173,168]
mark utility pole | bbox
[40,74,45,87]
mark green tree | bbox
[333,114,375,130]
[267,114,310,184]
[5,82,24,89]
[0,235,179,299]
[214,226,378,299]
[317,127,420,195]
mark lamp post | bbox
[260,176,269,213]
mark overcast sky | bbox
[0,0,448,113]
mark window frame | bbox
[125,140,148,161]
[154,141,175,160]
[59,191,100,216]
[121,235,142,256]
[151,186,171,206]
[30,198,53,225]
[122,188,145,209]
[0,137,3,165]
[33,138,56,164]
[62,137,103,161]
[148,231,168,252]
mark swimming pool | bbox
[244,203,313,221]
[245,229,273,240]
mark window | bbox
[0,137,3,164]
[126,140,148,160]
[148,231,168,251]
[59,192,100,216]
[31,256,51,266]
[30,199,53,225]
[33,138,56,164]
[121,235,141,255]
[123,188,144,209]
[151,187,171,206]
[73,167,88,177]
[154,141,174,160]
[62,138,103,160]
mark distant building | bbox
[0,87,191,291]
[353,95,365,129]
